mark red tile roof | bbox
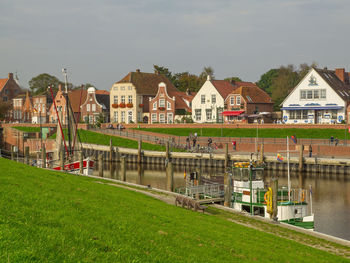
[0,78,9,92]
[231,86,272,104]
[210,80,236,99]
[96,90,109,95]
[68,89,87,113]
[167,90,196,112]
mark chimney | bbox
[8,73,13,79]
[335,68,346,83]
[207,75,211,81]
[136,69,140,73]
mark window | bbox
[159,99,165,107]
[121,111,125,122]
[206,109,212,120]
[87,104,90,112]
[302,110,308,119]
[92,104,96,111]
[300,90,306,99]
[114,111,118,122]
[307,90,313,99]
[42,106,45,113]
[167,101,171,110]
[331,110,337,119]
[159,113,165,123]
[113,96,118,104]
[236,96,241,105]
[38,104,41,112]
[128,111,133,123]
[195,109,201,121]
[89,115,93,124]
[230,97,234,105]
[321,89,326,99]
[167,113,173,123]
[151,113,157,123]
[313,90,319,99]
[121,86,125,91]
[128,86,132,90]
[290,111,296,119]
[128,95,133,103]
[153,102,157,110]
[113,87,118,91]
[201,95,205,104]
[211,94,216,104]
[121,95,125,103]
[296,110,302,119]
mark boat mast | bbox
[62,68,72,156]
[287,136,291,202]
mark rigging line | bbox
[72,85,84,155]
[49,85,69,157]
[68,101,84,156]
[66,92,72,156]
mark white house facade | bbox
[191,76,229,123]
[281,68,350,124]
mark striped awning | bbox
[221,110,245,116]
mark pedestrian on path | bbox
[232,140,237,151]
[308,144,312,157]
[330,136,334,145]
[335,138,339,146]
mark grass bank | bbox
[0,158,349,262]
[13,126,41,133]
[50,129,183,152]
[136,127,349,139]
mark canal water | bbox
[94,162,350,241]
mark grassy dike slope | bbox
[0,159,348,263]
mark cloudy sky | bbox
[1,0,349,90]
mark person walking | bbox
[232,140,237,151]
[193,137,197,148]
[208,137,212,147]
[335,138,339,146]
[330,136,334,145]
[308,144,312,157]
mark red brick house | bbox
[0,73,22,103]
[223,85,273,123]
[80,87,110,124]
[149,83,195,123]
[32,92,53,124]
[12,93,26,122]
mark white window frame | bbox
[128,95,133,104]
[153,102,157,110]
[92,104,96,111]
[236,96,241,105]
[195,109,201,121]
[121,111,125,122]
[128,111,133,123]
[167,101,171,110]
[114,111,118,122]
[87,104,90,112]
[230,96,234,105]
[121,95,125,103]
[300,90,306,100]
[321,89,326,99]
[206,109,212,120]
[211,94,216,104]
[151,113,157,123]
[167,112,173,123]
[113,95,118,104]
[159,99,165,107]
[201,95,205,104]
[159,113,165,123]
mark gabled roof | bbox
[116,71,177,95]
[167,90,195,112]
[68,89,87,113]
[96,93,110,111]
[0,78,9,92]
[210,80,257,100]
[96,90,109,95]
[231,86,272,104]
[314,68,350,100]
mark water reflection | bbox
[94,162,350,241]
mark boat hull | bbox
[53,159,94,175]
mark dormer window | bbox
[236,96,241,105]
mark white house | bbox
[281,67,350,124]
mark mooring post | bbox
[165,141,170,163]
[224,171,232,207]
[115,147,120,163]
[110,139,114,178]
[298,144,304,172]
[98,153,103,177]
[260,143,264,163]
[137,139,142,164]
[11,146,14,160]
[24,146,29,165]
[120,156,126,181]
[166,161,174,192]
[60,147,65,171]
[41,146,46,168]
[271,178,278,221]
[79,151,84,174]
[224,143,229,169]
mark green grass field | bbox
[50,129,182,152]
[0,158,349,262]
[136,127,349,139]
[13,126,41,133]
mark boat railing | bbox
[176,183,224,199]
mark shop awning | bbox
[281,106,343,110]
[221,110,244,116]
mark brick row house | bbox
[110,70,179,124]
[192,75,272,123]
[80,87,110,124]
[12,92,34,123]
[0,73,22,103]
[149,83,194,124]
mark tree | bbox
[199,66,215,80]
[257,69,279,95]
[224,77,242,83]
[173,72,203,92]
[29,73,62,95]
[153,65,176,83]
[0,101,11,120]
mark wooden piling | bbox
[137,139,142,164]
[11,146,14,160]
[224,172,232,207]
[98,153,103,177]
[224,143,229,168]
[298,145,304,172]
[260,143,264,163]
[41,146,46,168]
[120,156,126,181]
[165,141,170,163]
[79,151,84,174]
[110,139,114,178]
[271,178,278,221]
[24,146,29,165]
[166,161,174,192]
[60,148,65,171]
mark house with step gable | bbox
[281,67,350,124]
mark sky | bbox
[1,0,350,90]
